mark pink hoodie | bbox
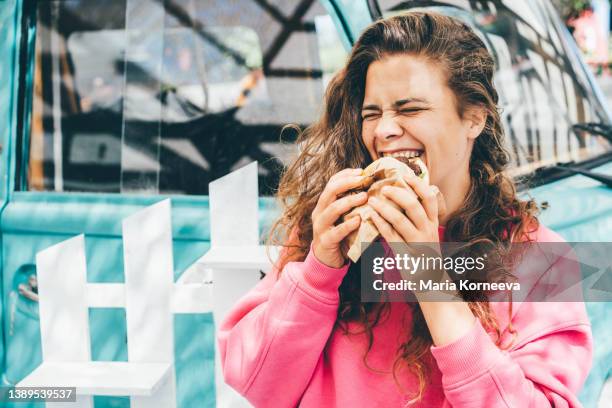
[218,224,593,407]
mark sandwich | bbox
[342,156,429,262]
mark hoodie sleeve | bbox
[431,304,592,408]
[430,245,593,408]
[217,247,349,407]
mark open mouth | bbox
[382,150,425,166]
[380,150,429,176]
[382,150,424,160]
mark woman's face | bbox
[360,53,485,195]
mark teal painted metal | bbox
[332,0,373,41]
[1,231,216,408]
[0,0,20,203]
[0,191,279,407]
[1,193,279,240]
[527,162,612,242]
[319,0,373,50]
[0,0,21,391]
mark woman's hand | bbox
[312,168,368,268]
[368,173,476,345]
[367,172,442,245]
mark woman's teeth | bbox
[383,151,423,159]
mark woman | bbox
[218,12,592,407]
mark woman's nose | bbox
[374,113,402,141]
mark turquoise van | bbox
[0,0,610,407]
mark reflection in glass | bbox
[27,0,348,195]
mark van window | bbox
[26,0,347,195]
[377,0,611,177]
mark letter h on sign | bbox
[18,161,279,408]
[17,199,209,407]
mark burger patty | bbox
[395,156,423,177]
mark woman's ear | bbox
[465,106,487,140]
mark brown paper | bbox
[343,157,428,262]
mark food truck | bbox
[0,0,610,406]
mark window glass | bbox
[27,0,347,195]
[377,0,611,176]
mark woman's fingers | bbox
[380,185,429,230]
[316,169,364,212]
[318,191,368,228]
[326,215,361,243]
[369,210,403,244]
[368,195,416,242]
[403,174,439,223]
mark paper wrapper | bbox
[343,157,429,262]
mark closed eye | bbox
[362,113,380,121]
[361,107,427,120]
[399,108,425,114]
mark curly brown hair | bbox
[268,11,539,404]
